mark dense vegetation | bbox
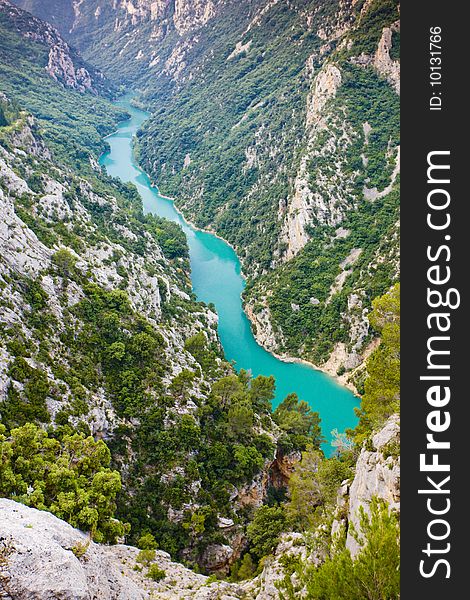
[0,3,126,167]
[107,371,327,562]
[0,422,128,543]
[280,497,400,599]
[136,0,344,274]
[247,183,399,364]
[1,0,400,592]
[1,39,323,570]
[10,0,401,371]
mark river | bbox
[99,96,358,451]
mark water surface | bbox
[100,97,358,450]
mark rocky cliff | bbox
[334,414,400,556]
[0,499,313,599]
[254,415,401,597]
[1,0,108,95]
[0,498,247,599]
[1,1,401,592]
[12,0,223,82]
[13,0,401,386]
[0,103,214,436]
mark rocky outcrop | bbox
[243,533,309,600]
[339,415,400,556]
[0,499,250,599]
[173,0,215,34]
[306,64,342,129]
[244,302,281,354]
[2,499,317,599]
[280,63,344,262]
[46,44,96,93]
[352,22,400,94]
[374,24,400,94]
[1,0,106,94]
[269,449,302,489]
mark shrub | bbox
[147,564,166,582]
[136,549,156,566]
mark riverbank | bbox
[143,160,364,397]
[156,189,362,395]
[152,187,248,279]
[100,95,358,446]
[120,97,359,398]
[244,302,364,396]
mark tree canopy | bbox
[0,423,129,543]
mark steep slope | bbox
[1,2,332,574]
[11,0,226,80]
[2,0,401,588]
[0,94,232,568]
[0,415,399,599]
[0,0,126,163]
[0,498,247,599]
[15,0,401,384]
[1,0,109,95]
[241,284,400,597]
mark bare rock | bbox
[0,499,145,599]
[345,415,400,556]
[0,499,249,599]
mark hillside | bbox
[14,0,400,383]
[0,0,326,572]
[1,1,400,595]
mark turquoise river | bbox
[99,97,358,451]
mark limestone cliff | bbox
[247,416,401,596]
[12,0,222,83]
[242,0,400,381]
[0,499,321,599]
[0,499,247,599]
[1,0,108,94]
[332,415,400,557]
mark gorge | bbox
[100,95,358,449]
[1,0,401,596]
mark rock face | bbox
[2,499,312,599]
[243,533,309,600]
[237,4,399,382]
[0,499,146,599]
[279,62,344,261]
[1,0,107,94]
[374,24,400,94]
[306,64,342,129]
[12,0,220,78]
[46,44,96,92]
[269,449,302,490]
[0,499,249,599]
[341,415,400,556]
